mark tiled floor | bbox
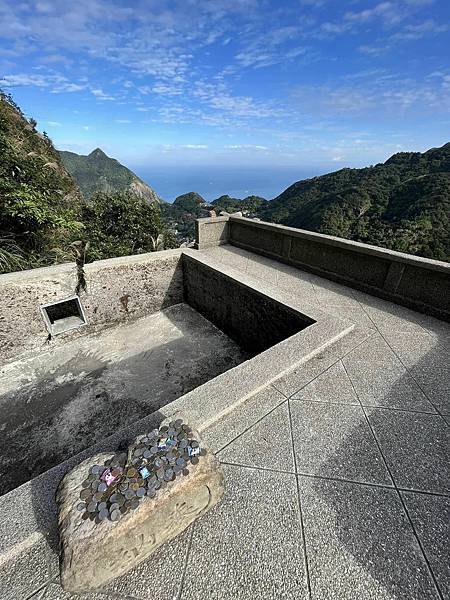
[24,246,449,600]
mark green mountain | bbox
[59,148,160,204]
[212,194,267,215]
[0,90,83,272]
[259,143,450,261]
[172,191,205,212]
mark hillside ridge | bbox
[59,148,160,204]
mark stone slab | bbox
[290,401,392,485]
[56,428,224,594]
[402,491,450,599]
[181,464,309,599]
[299,477,440,600]
[217,403,294,472]
[367,409,450,494]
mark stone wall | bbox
[0,249,184,365]
[195,216,450,321]
[183,252,314,353]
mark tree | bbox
[80,191,175,261]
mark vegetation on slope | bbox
[0,90,83,271]
[0,92,176,274]
[211,194,267,214]
[59,148,160,203]
[259,143,450,261]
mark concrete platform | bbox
[3,245,449,600]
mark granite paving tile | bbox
[343,334,436,412]
[272,326,375,398]
[299,476,440,600]
[322,304,375,329]
[402,491,450,599]
[367,409,450,494]
[246,254,280,283]
[291,361,359,405]
[408,365,450,416]
[290,401,392,485]
[217,403,294,472]
[202,386,287,453]
[101,527,192,600]
[40,583,112,599]
[0,534,53,600]
[351,292,427,334]
[380,330,439,369]
[181,464,308,600]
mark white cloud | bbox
[115,119,131,123]
[47,121,62,127]
[82,125,90,131]
[91,88,115,100]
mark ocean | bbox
[130,165,323,203]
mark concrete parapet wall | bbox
[0,249,184,365]
[195,216,229,249]
[196,216,450,321]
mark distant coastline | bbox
[129,165,323,202]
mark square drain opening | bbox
[40,295,87,336]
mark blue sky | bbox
[1,0,449,176]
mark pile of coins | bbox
[76,419,206,523]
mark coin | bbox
[94,492,104,501]
[82,512,90,521]
[110,509,121,521]
[98,482,107,493]
[147,488,156,498]
[80,489,91,501]
[76,502,85,511]
[125,490,135,499]
[109,502,119,512]
[174,419,183,428]
[99,508,109,521]
[126,468,138,478]
[191,456,199,465]
[182,468,190,476]
[130,498,140,510]
[81,479,91,488]
[136,488,146,498]
[119,483,129,492]
[87,501,97,513]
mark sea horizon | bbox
[130,165,330,203]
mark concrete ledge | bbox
[0,249,184,365]
[224,217,450,321]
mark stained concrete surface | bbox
[3,245,449,600]
[0,303,248,496]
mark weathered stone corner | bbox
[56,423,224,594]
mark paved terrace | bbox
[15,244,450,600]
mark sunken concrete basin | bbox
[0,248,326,497]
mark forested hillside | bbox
[259,143,450,261]
[0,92,175,273]
[60,148,160,203]
[0,90,83,272]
